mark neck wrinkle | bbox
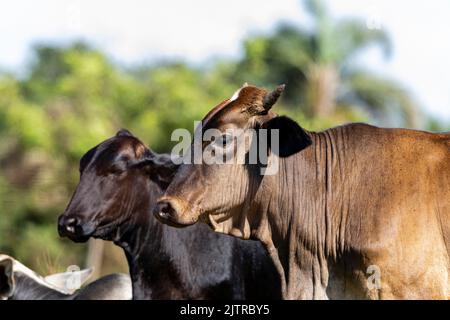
[256,127,351,298]
[305,128,350,260]
[255,126,350,265]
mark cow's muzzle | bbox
[153,198,198,228]
[57,214,94,243]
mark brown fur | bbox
[155,85,450,299]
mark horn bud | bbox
[116,128,133,137]
[263,84,285,111]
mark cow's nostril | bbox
[154,201,176,221]
[65,217,79,234]
[153,199,195,228]
[158,202,172,219]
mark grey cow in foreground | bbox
[0,254,132,300]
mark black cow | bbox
[58,130,281,300]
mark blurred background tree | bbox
[0,0,447,277]
[233,0,421,128]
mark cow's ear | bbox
[263,116,312,157]
[44,268,94,294]
[131,153,180,189]
[0,258,14,299]
[116,128,134,137]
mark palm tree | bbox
[236,0,420,128]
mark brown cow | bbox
[154,84,450,299]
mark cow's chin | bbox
[65,233,91,243]
[206,212,251,239]
[64,223,120,243]
[91,222,121,241]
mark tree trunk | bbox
[305,63,339,117]
[85,238,104,281]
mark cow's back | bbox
[74,273,132,300]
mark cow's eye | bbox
[109,163,126,175]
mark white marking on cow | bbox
[229,83,249,102]
[229,88,242,102]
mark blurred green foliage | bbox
[0,0,447,275]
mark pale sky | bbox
[0,0,449,120]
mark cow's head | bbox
[58,129,177,243]
[0,255,14,299]
[154,84,311,238]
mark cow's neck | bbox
[261,129,350,253]
[113,179,193,299]
[252,127,350,299]
[112,178,163,299]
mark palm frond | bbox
[334,19,392,65]
[342,72,421,128]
